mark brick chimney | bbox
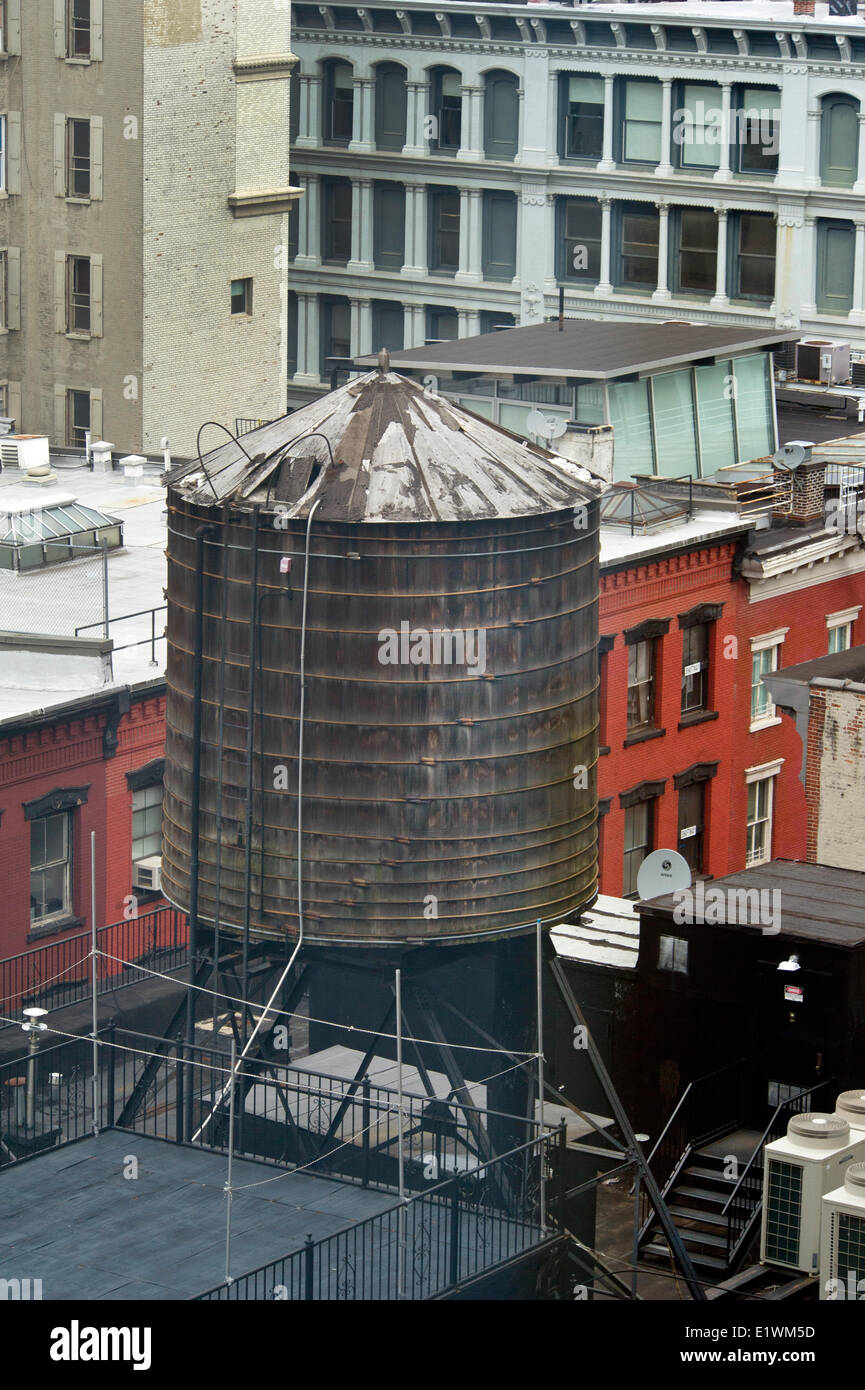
[793,0,816,15]
[772,442,826,527]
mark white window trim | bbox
[745,764,781,868]
[744,758,784,784]
[749,628,787,731]
[826,605,861,629]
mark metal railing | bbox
[723,1076,836,1267]
[0,1035,100,1166]
[195,1128,558,1300]
[643,1058,751,1199]
[0,906,187,1025]
[75,604,167,664]
[114,1038,539,1196]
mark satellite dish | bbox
[636,849,692,901]
[526,409,567,442]
[771,440,813,471]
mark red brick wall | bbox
[598,543,865,895]
[0,693,166,962]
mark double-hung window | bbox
[746,770,778,867]
[674,208,717,296]
[730,211,776,301]
[429,187,460,274]
[67,0,91,58]
[431,69,461,153]
[132,785,162,863]
[324,61,353,144]
[67,255,91,334]
[750,630,787,729]
[734,87,780,175]
[623,801,654,897]
[562,75,604,161]
[560,198,601,284]
[67,118,90,197]
[827,607,860,653]
[620,79,663,165]
[627,639,656,731]
[31,812,72,925]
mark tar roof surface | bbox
[639,861,865,950]
[166,367,600,522]
[354,321,798,381]
[767,644,865,688]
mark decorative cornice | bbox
[233,53,298,81]
[294,27,865,79]
[229,188,303,218]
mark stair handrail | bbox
[723,1077,837,1263]
[644,1057,750,1173]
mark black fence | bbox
[195,1130,559,1301]
[0,906,188,1026]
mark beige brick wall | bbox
[815,687,865,870]
[142,0,292,455]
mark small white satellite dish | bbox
[771,440,813,471]
[526,409,568,442]
[636,848,692,902]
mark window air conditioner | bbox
[132,855,162,893]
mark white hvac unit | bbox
[132,856,162,893]
[820,1162,865,1300]
[760,1113,865,1276]
[836,1090,865,1134]
[0,434,51,474]
[797,340,851,387]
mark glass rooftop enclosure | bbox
[0,495,124,571]
[446,352,776,483]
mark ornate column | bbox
[351,297,373,357]
[805,106,822,188]
[401,183,427,276]
[652,200,671,301]
[294,173,321,268]
[403,302,425,348]
[348,179,374,272]
[349,77,375,153]
[656,80,674,178]
[854,112,865,196]
[457,85,483,161]
[293,292,321,385]
[456,187,482,283]
[594,194,613,296]
[295,74,321,149]
[597,75,616,173]
[404,81,429,156]
[799,216,818,317]
[710,207,729,308]
[849,221,865,325]
[513,87,527,165]
[714,83,733,182]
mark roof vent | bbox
[787,1112,850,1148]
[377,348,390,376]
[845,1162,865,1193]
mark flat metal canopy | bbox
[355,321,799,382]
[639,860,865,950]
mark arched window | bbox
[322,60,353,144]
[375,63,407,150]
[820,93,859,187]
[484,70,519,161]
[429,67,461,153]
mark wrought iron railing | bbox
[113,1038,539,1196]
[723,1077,836,1267]
[0,906,188,1025]
[195,1128,558,1301]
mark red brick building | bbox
[597,469,865,897]
[0,679,167,964]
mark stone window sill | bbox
[749,715,783,733]
[624,726,666,748]
[678,709,719,731]
[27,913,85,943]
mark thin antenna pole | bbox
[396,967,406,1299]
[225,1036,236,1286]
[91,831,99,1136]
[536,918,546,1228]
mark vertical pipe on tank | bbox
[240,507,261,1053]
[186,522,216,1139]
[212,506,231,1035]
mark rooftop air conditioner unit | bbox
[0,434,51,474]
[132,856,162,893]
[760,1113,865,1276]
[836,1090,865,1134]
[820,1162,865,1300]
[797,340,851,387]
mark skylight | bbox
[0,494,124,571]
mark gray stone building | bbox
[287,0,865,404]
[0,0,299,456]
